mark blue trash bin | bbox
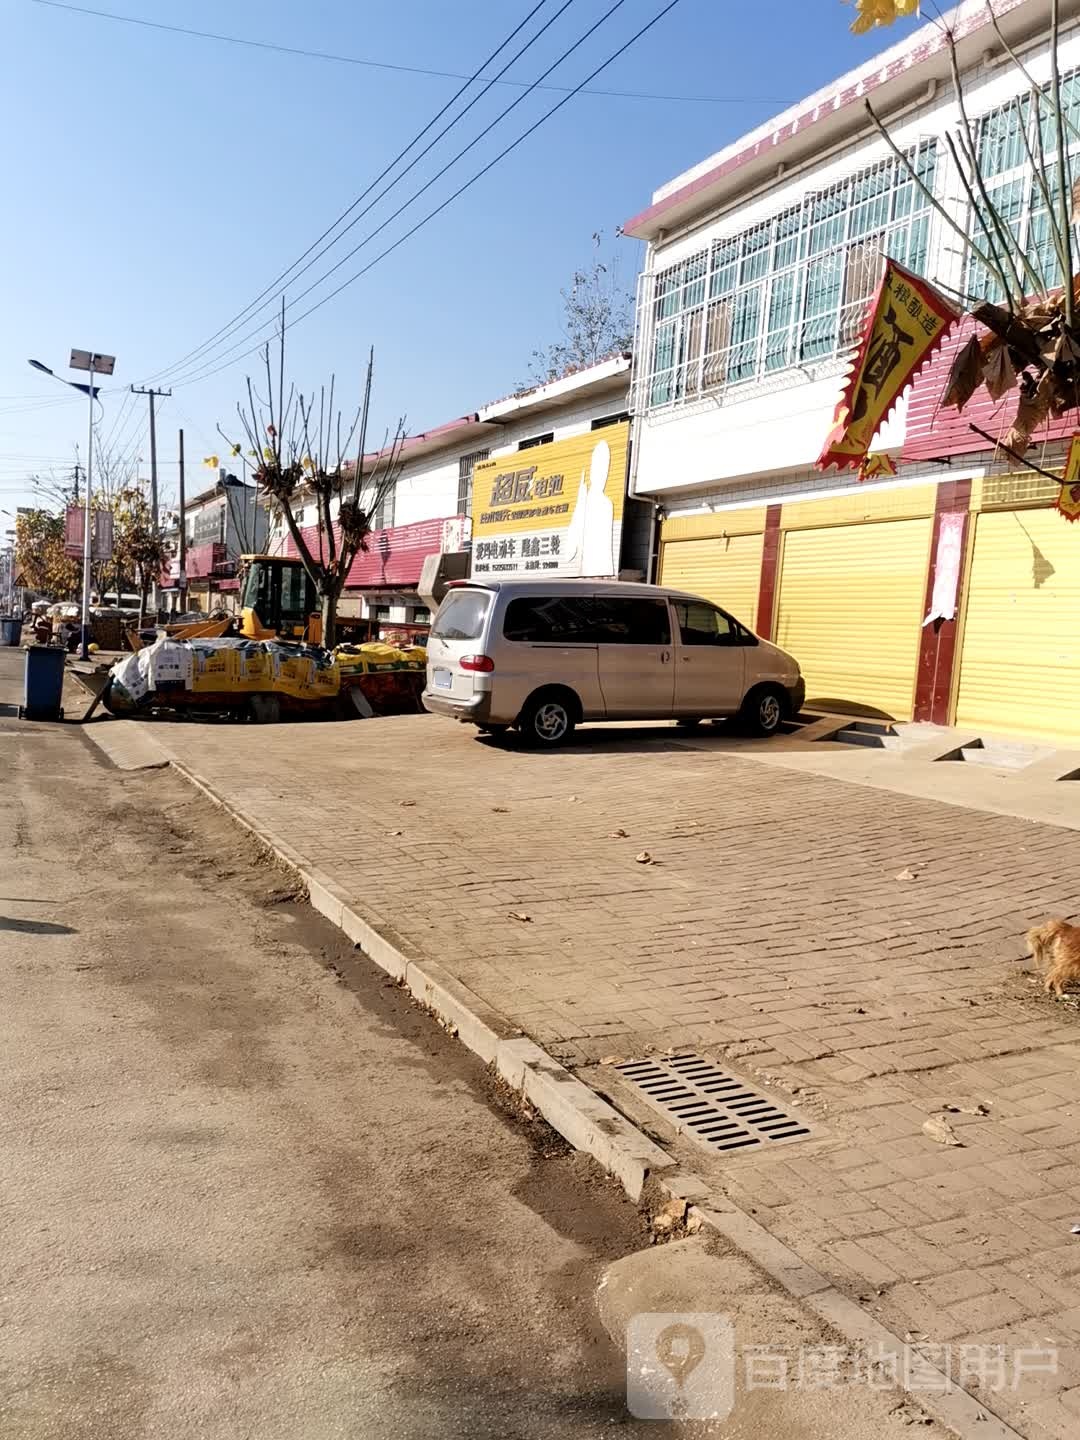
[21,644,66,721]
[0,617,21,646]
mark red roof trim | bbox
[622,0,1028,240]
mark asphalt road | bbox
[0,649,951,1440]
[0,652,657,1439]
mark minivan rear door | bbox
[588,595,675,718]
[670,599,746,716]
[427,586,494,701]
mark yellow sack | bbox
[234,645,271,691]
[190,644,236,693]
[270,651,315,698]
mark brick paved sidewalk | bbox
[154,715,1080,1437]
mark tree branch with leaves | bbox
[14,508,81,601]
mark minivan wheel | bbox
[742,685,785,737]
[518,692,576,748]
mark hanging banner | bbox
[857,452,898,482]
[64,505,114,561]
[1055,433,1080,522]
[818,260,960,471]
[922,510,966,626]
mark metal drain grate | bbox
[614,1053,811,1154]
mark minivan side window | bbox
[504,597,595,643]
[673,601,735,647]
[431,589,491,641]
[503,595,672,645]
[587,597,671,645]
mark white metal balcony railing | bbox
[633,290,879,415]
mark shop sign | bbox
[470,422,629,579]
[819,260,959,471]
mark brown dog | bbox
[1026,919,1080,996]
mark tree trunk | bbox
[137,567,148,629]
[320,587,340,650]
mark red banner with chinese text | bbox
[818,260,960,471]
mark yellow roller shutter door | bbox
[658,533,764,631]
[955,509,1080,742]
[776,518,932,720]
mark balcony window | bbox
[640,140,937,410]
[967,71,1080,300]
[371,481,395,530]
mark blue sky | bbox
[0,0,925,515]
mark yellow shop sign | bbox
[470,422,629,579]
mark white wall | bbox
[632,20,1080,500]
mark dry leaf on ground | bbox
[923,1114,964,1147]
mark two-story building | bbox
[165,472,267,613]
[626,0,1080,742]
[271,355,646,633]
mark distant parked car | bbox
[423,579,804,748]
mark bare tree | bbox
[850,0,1080,460]
[221,309,406,647]
[526,231,635,387]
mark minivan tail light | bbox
[460,653,495,672]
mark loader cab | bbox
[239,555,318,641]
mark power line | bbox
[168,0,640,389]
[99,384,136,454]
[142,0,563,385]
[33,0,790,106]
[176,0,685,392]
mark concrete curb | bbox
[93,732,1021,1440]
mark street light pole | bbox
[81,358,94,658]
[28,350,116,660]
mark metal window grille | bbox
[456,449,489,515]
[632,140,938,414]
[372,483,395,530]
[967,69,1080,300]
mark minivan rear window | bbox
[504,595,671,645]
[431,589,491,641]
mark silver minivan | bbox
[423,579,804,748]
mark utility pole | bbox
[131,385,170,616]
[178,428,187,615]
